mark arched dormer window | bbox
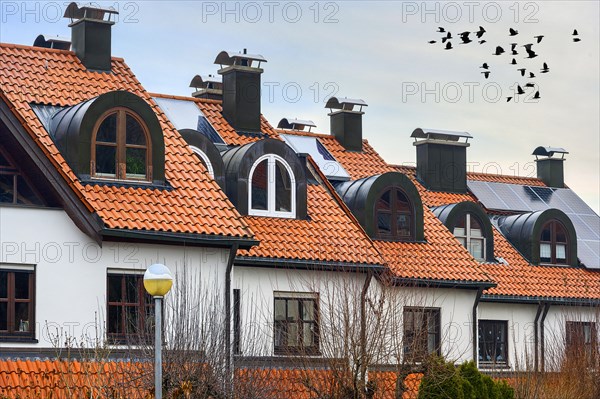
[249,154,296,218]
[376,188,414,240]
[453,213,486,260]
[335,172,424,242]
[190,146,214,178]
[540,220,568,264]
[433,201,495,262]
[92,108,151,181]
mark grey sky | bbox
[1,1,598,213]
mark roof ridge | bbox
[149,92,222,104]
[0,42,126,61]
[467,170,542,181]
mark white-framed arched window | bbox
[453,213,486,261]
[190,146,214,178]
[248,154,296,218]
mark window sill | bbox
[478,362,510,370]
[0,337,38,343]
[274,348,321,357]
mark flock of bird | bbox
[429,27,582,102]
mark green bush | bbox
[494,380,514,399]
[459,361,488,399]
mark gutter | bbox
[234,256,386,273]
[533,303,543,372]
[472,288,484,365]
[224,243,239,395]
[101,228,258,250]
[359,271,373,389]
[540,303,550,372]
[481,294,600,307]
[393,277,496,291]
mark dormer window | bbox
[376,188,413,240]
[540,220,568,264]
[249,154,295,218]
[91,108,151,181]
[453,213,486,260]
[190,146,214,178]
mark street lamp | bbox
[143,263,173,399]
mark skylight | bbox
[280,134,350,181]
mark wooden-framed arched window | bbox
[540,220,569,265]
[91,108,152,181]
[375,187,413,240]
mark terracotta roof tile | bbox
[0,43,252,239]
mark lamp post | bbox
[143,264,173,399]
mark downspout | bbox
[540,303,550,372]
[472,288,484,365]
[533,303,543,372]
[359,271,373,394]
[224,244,239,394]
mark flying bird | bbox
[481,71,490,79]
[476,26,486,38]
[516,85,525,95]
[511,43,518,55]
[511,58,517,65]
[460,31,472,44]
[517,68,526,76]
[494,46,505,55]
[479,40,487,44]
[480,62,489,69]
[573,29,581,42]
[523,44,538,58]
[438,27,446,33]
[442,32,452,43]
[534,35,544,43]
[573,29,578,36]
[506,97,513,102]
[428,40,437,44]
[541,62,549,73]
[533,91,540,99]
[445,41,453,50]
[529,72,536,78]
[573,37,581,42]
[509,28,519,36]
[525,83,535,88]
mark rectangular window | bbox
[478,320,508,366]
[107,272,154,344]
[233,288,241,355]
[403,307,440,362]
[566,321,597,365]
[0,267,35,341]
[273,293,319,355]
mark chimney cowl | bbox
[277,118,316,132]
[63,2,118,72]
[33,34,71,50]
[189,74,223,100]
[412,127,471,193]
[214,50,267,72]
[533,146,568,188]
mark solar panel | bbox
[280,134,351,181]
[153,97,224,144]
[467,180,600,269]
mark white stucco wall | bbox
[0,206,230,349]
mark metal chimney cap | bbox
[189,74,223,89]
[214,50,267,67]
[277,118,317,131]
[411,128,472,141]
[33,34,71,50]
[325,97,368,110]
[63,2,118,21]
[532,146,569,158]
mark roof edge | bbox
[392,277,496,290]
[101,228,258,249]
[481,294,600,306]
[234,256,386,272]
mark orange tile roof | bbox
[0,44,252,239]
[467,171,547,187]
[0,359,151,399]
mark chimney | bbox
[189,74,223,100]
[277,118,316,132]
[411,128,472,193]
[325,96,368,152]
[63,2,118,72]
[532,146,568,188]
[215,49,267,133]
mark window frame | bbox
[190,146,215,178]
[565,321,597,365]
[403,307,441,362]
[540,220,569,265]
[106,271,154,345]
[478,319,509,367]
[273,292,320,355]
[0,267,36,342]
[374,187,414,241]
[248,154,296,218]
[91,107,153,182]
[0,146,45,206]
[453,213,486,261]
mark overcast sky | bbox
[1,1,599,213]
